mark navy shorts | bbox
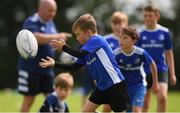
[89,81,130,112]
[18,70,54,96]
[146,72,168,89]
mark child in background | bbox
[39,72,73,113]
[104,11,128,51]
[114,27,159,112]
[137,5,176,112]
[39,13,129,112]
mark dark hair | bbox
[72,13,97,33]
[122,27,140,40]
[144,5,160,17]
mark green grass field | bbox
[0,89,180,112]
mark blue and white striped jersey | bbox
[76,34,124,91]
[114,46,153,87]
[136,25,173,74]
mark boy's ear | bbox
[86,29,92,35]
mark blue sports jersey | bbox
[114,46,153,87]
[136,25,173,74]
[18,13,57,75]
[104,33,120,51]
[76,35,125,91]
[39,92,69,112]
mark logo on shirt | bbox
[135,58,140,64]
[86,57,97,65]
[119,59,123,63]
[126,64,132,68]
[159,34,165,40]
[41,26,45,31]
[142,36,147,40]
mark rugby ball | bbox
[16,29,38,59]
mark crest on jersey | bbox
[142,36,147,40]
[159,34,165,40]
[135,58,140,64]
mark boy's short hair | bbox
[144,5,160,17]
[111,11,128,26]
[55,72,74,88]
[72,13,97,33]
[122,27,140,41]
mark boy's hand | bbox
[50,39,66,51]
[39,56,55,68]
[56,32,72,41]
[152,82,159,94]
[170,74,176,86]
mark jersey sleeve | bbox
[81,37,101,53]
[143,50,153,65]
[164,31,173,50]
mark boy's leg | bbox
[21,95,35,112]
[82,100,99,112]
[131,85,146,112]
[156,83,168,112]
[102,104,111,112]
[142,89,152,112]
[142,74,153,112]
[156,72,168,112]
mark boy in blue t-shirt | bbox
[115,27,159,112]
[136,5,177,112]
[39,13,129,112]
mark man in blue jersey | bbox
[39,13,129,112]
[114,27,159,112]
[136,5,177,112]
[17,0,71,112]
[103,11,129,112]
[39,72,73,113]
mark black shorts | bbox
[146,72,168,89]
[89,81,130,112]
[18,70,54,96]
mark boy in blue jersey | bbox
[104,11,128,51]
[115,27,159,112]
[39,13,129,112]
[136,5,177,112]
[103,11,129,112]
[17,0,71,112]
[39,72,73,113]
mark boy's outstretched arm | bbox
[150,61,159,94]
[39,56,83,71]
[50,40,89,59]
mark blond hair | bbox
[72,13,97,33]
[55,72,74,88]
[111,11,128,26]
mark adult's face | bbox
[38,0,57,22]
